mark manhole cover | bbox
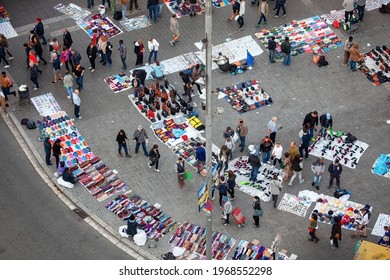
[73,208,89,219]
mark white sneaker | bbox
[8,57,14,60]
[67,96,71,99]
[4,65,10,68]
[88,67,92,70]
[148,163,152,168]
[299,179,305,184]
[91,69,95,72]
[155,169,160,173]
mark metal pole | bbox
[204,0,213,261]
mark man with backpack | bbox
[327,159,343,191]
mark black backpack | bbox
[344,133,357,144]
[318,56,329,67]
[161,252,176,260]
[26,120,37,129]
[113,11,122,20]
[21,118,29,125]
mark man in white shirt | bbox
[237,0,245,30]
[72,89,81,119]
[267,116,278,143]
[147,37,159,65]
[352,207,370,238]
[343,0,355,22]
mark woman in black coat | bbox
[252,196,262,228]
[330,216,342,248]
[148,144,160,172]
[52,139,62,168]
[86,42,97,72]
[126,214,138,237]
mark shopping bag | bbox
[185,171,193,180]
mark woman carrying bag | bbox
[252,196,263,228]
[148,144,160,173]
[116,129,131,158]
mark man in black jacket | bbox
[327,159,343,191]
[249,153,261,182]
[319,113,333,136]
[63,29,73,48]
[303,110,319,137]
[34,18,47,45]
[267,36,276,63]
[281,36,291,65]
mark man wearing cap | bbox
[311,158,325,190]
[133,125,149,156]
[327,159,343,191]
[319,113,333,136]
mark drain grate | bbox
[73,208,89,219]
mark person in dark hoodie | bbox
[319,112,333,136]
[126,213,138,237]
[267,36,276,63]
[44,137,52,165]
[195,142,206,174]
[302,111,319,138]
[134,39,144,66]
[52,139,62,168]
[330,216,342,248]
[299,127,311,159]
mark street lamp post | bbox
[204,0,213,261]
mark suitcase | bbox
[232,207,246,227]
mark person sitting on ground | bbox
[377,226,390,247]
[62,168,77,184]
[351,207,370,238]
[151,60,164,79]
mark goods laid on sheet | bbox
[31,93,62,116]
[78,14,123,39]
[119,15,151,31]
[277,193,313,217]
[211,0,234,8]
[164,0,205,18]
[104,73,132,93]
[106,194,177,240]
[359,46,390,86]
[371,154,390,178]
[372,213,390,236]
[168,222,236,260]
[54,3,91,22]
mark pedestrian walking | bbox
[0,44,10,68]
[308,212,320,243]
[281,36,291,65]
[0,72,14,101]
[274,0,286,17]
[249,151,261,182]
[267,116,278,143]
[52,139,62,168]
[23,43,32,69]
[0,90,8,116]
[70,49,82,67]
[356,0,366,21]
[271,141,283,167]
[330,216,342,248]
[288,141,299,159]
[227,0,240,21]
[195,142,206,174]
[225,138,235,160]
[34,18,47,45]
[176,157,186,188]
[282,152,293,181]
[237,0,246,30]
[147,37,159,65]
[217,176,228,207]
[73,64,85,91]
[30,62,40,90]
[157,2,164,17]
[0,34,14,61]
[342,0,355,22]
[87,0,95,9]
[98,36,108,65]
[63,29,73,48]
[311,158,325,190]
[299,129,311,159]
[252,196,262,228]
[61,47,73,71]
[226,170,236,200]
[134,39,144,66]
[288,155,304,186]
[44,137,53,165]
[148,144,161,172]
[319,113,333,136]
[116,129,131,158]
[33,37,47,65]
[349,43,365,72]
[267,36,276,63]
[118,40,127,70]
[128,0,140,13]
[302,110,318,137]
[52,53,63,83]
[236,119,248,152]
[223,126,235,140]
[270,174,282,208]
[343,36,354,66]
[260,135,273,163]
[222,196,232,225]
[219,145,231,172]
[169,14,180,46]
[189,0,198,17]
[63,70,73,99]
[256,0,268,26]
[327,159,343,191]
[120,0,128,19]
[106,41,113,67]
[86,41,97,72]
[72,89,82,119]
[147,0,158,23]
[133,125,149,156]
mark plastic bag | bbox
[133,229,147,246]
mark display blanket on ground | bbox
[119,15,151,32]
[54,3,91,22]
[130,65,154,81]
[164,0,205,18]
[211,0,234,8]
[106,194,177,240]
[320,9,345,25]
[216,80,272,113]
[313,194,371,231]
[232,239,297,260]
[228,156,285,202]
[104,73,132,93]
[255,16,342,61]
[31,92,62,116]
[0,4,10,21]
[309,131,369,169]
[168,221,236,260]
[371,154,390,178]
[160,52,200,75]
[365,0,390,11]
[372,213,390,236]
[0,21,17,39]
[194,35,264,70]
[78,14,123,39]
[359,47,390,86]
[277,193,312,217]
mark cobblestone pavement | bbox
[3,0,390,260]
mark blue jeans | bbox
[149,5,157,22]
[66,86,73,97]
[100,50,107,65]
[239,135,246,148]
[299,145,309,158]
[257,13,266,24]
[41,35,47,45]
[313,174,322,187]
[350,60,356,70]
[121,57,127,69]
[87,0,95,8]
[121,5,127,18]
[250,166,259,182]
[135,141,148,156]
[102,0,111,8]
[107,52,112,66]
[148,50,158,64]
[269,50,275,63]
[118,143,129,155]
[237,15,244,28]
[75,76,84,90]
[74,104,80,118]
[283,53,291,65]
[157,4,163,17]
[262,151,271,163]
